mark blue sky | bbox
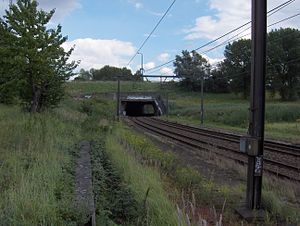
[1,0,300,75]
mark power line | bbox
[208,57,300,82]
[145,0,297,74]
[126,0,177,67]
[268,0,295,16]
[147,11,300,75]
[268,12,300,27]
[202,11,300,57]
[148,22,300,76]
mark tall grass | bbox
[106,129,179,226]
[0,103,85,225]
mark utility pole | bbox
[197,65,204,126]
[117,77,120,121]
[237,0,266,220]
[247,0,267,210]
[200,74,204,125]
[9,0,13,13]
[137,52,144,76]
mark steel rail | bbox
[128,117,300,182]
[148,117,300,157]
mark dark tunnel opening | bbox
[121,101,159,117]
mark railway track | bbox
[128,117,300,182]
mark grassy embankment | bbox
[0,95,180,225]
[112,124,300,225]
[0,100,86,225]
[79,98,179,225]
[67,81,300,142]
[67,81,300,224]
[1,80,299,225]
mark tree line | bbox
[75,66,142,81]
[174,28,300,100]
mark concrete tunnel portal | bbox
[119,93,167,117]
[122,100,158,117]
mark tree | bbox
[0,14,19,104]
[222,39,251,99]
[205,66,230,93]
[0,0,77,112]
[74,68,92,81]
[173,50,210,91]
[267,28,300,100]
[91,65,141,81]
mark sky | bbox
[1,0,300,76]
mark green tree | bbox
[222,39,251,99]
[205,66,230,93]
[0,14,19,104]
[173,50,210,91]
[267,28,300,100]
[0,0,77,112]
[74,68,92,81]
[91,65,141,81]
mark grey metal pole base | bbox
[235,203,265,222]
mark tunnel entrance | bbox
[121,101,158,117]
[118,92,167,117]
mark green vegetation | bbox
[106,132,178,226]
[66,80,162,95]
[115,124,300,224]
[1,78,299,224]
[91,141,143,225]
[68,81,300,142]
[116,125,241,224]
[166,94,300,141]
[0,103,84,225]
[0,1,298,225]
[75,97,180,225]
[173,28,300,101]
[0,0,77,112]
[174,50,210,91]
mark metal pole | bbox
[141,53,144,75]
[9,0,12,13]
[246,0,267,210]
[117,78,120,121]
[200,75,204,125]
[138,52,144,76]
[166,92,169,116]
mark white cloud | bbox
[157,53,170,62]
[62,38,136,70]
[144,62,156,70]
[160,67,173,75]
[128,0,143,9]
[0,0,81,20]
[0,0,81,21]
[135,2,143,9]
[202,54,224,66]
[184,0,300,41]
[38,0,81,20]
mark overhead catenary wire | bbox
[146,11,300,75]
[203,57,300,82]
[145,0,298,74]
[268,12,300,27]
[126,0,177,67]
[202,11,300,57]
